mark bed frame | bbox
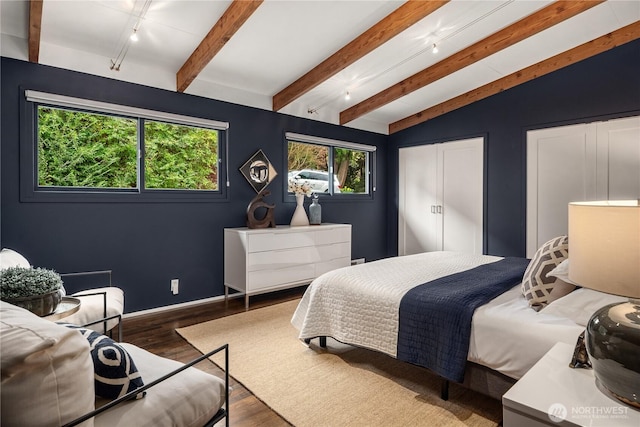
[306,336,516,401]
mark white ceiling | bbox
[1,0,638,134]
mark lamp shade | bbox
[568,200,640,298]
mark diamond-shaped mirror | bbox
[240,149,277,193]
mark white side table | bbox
[502,342,640,426]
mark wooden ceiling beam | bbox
[389,21,640,134]
[340,0,604,125]
[177,0,263,93]
[272,0,449,112]
[29,0,43,63]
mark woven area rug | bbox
[176,299,501,427]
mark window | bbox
[144,121,219,190]
[37,107,138,189]
[25,90,228,200]
[286,132,375,197]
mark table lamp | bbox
[568,200,640,408]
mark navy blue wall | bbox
[3,40,639,313]
[1,57,387,313]
[387,40,640,258]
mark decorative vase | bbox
[290,193,309,226]
[6,289,62,316]
[309,194,321,225]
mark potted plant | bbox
[0,267,63,316]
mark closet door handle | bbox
[431,205,436,214]
[437,205,442,214]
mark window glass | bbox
[144,121,219,190]
[287,137,371,196]
[287,141,333,193]
[334,147,367,194]
[37,106,137,188]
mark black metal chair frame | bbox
[60,270,116,337]
[62,342,230,427]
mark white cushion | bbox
[65,287,125,334]
[94,344,226,427]
[0,301,95,427]
[0,248,31,270]
[542,287,627,327]
[546,259,580,286]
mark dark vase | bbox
[309,194,321,225]
[585,300,640,408]
[6,289,62,316]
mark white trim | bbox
[25,90,229,131]
[285,132,376,152]
[123,293,243,318]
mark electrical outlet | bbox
[171,279,179,295]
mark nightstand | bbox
[502,342,640,427]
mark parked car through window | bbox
[288,169,341,193]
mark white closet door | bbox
[438,138,484,254]
[399,144,438,255]
[596,116,640,200]
[526,116,640,258]
[398,138,483,256]
[526,123,597,257]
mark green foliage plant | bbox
[37,107,219,191]
[0,267,63,300]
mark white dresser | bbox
[224,224,351,308]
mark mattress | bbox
[291,251,625,380]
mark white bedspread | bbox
[292,251,621,379]
[292,252,500,358]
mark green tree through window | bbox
[287,140,368,194]
[38,107,137,188]
[145,121,218,190]
[36,106,219,191]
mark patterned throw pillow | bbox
[521,235,569,311]
[61,324,145,400]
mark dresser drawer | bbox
[315,226,351,245]
[316,242,351,262]
[247,231,315,252]
[247,264,315,291]
[247,246,317,272]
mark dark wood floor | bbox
[122,287,307,427]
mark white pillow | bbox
[546,259,580,286]
[0,248,31,270]
[542,287,627,326]
[0,301,95,426]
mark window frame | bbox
[284,132,376,201]
[20,89,229,203]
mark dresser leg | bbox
[245,294,249,311]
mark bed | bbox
[291,251,625,399]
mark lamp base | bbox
[585,300,640,408]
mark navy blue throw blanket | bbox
[397,257,530,383]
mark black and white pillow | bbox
[61,324,145,400]
[521,235,570,311]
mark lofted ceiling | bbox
[1,0,639,135]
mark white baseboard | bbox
[123,293,243,319]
